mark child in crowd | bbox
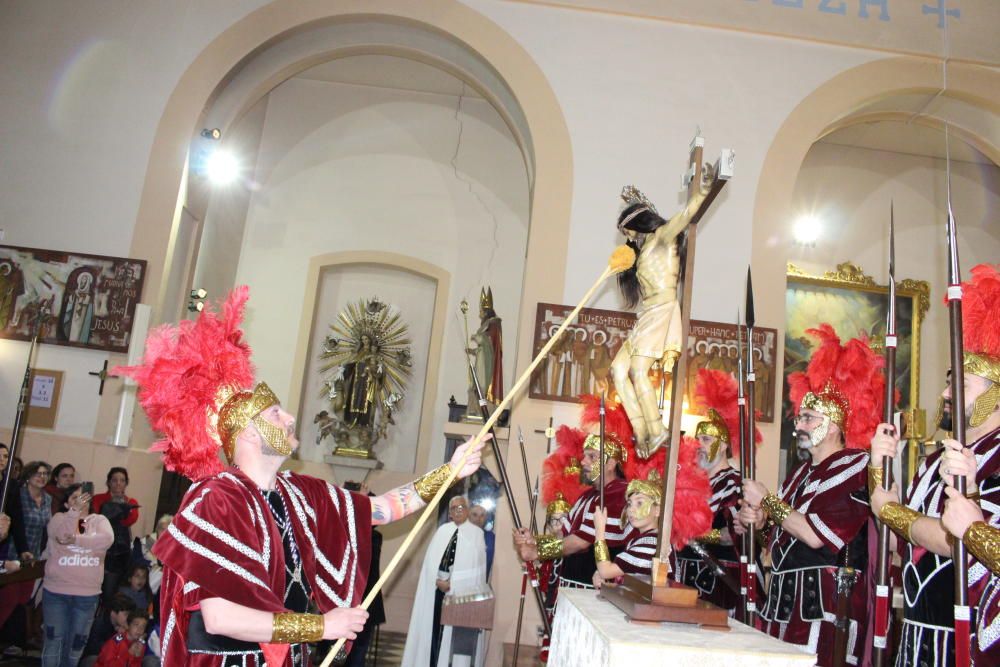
[118,563,153,617]
[94,611,147,667]
[80,593,137,666]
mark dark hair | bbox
[127,610,148,625]
[63,483,84,509]
[108,593,137,614]
[106,467,129,485]
[616,204,687,309]
[20,460,51,484]
[50,463,75,485]
[0,443,7,451]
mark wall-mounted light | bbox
[188,301,205,313]
[793,214,822,246]
[190,288,208,299]
[188,287,207,312]
[201,128,222,141]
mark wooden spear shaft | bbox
[321,251,632,665]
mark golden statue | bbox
[318,297,411,458]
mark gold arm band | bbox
[413,463,455,503]
[594,539,611,564]
[272,612,324,644]
[536,534,565,561]
[879,502,921,543]
[964,521,1000,576]
[697,528,723,545]
[868,465,884,497]
[761,494,793,526]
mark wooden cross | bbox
[88,359,110,395]
[653,136,733,583]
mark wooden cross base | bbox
[601,573,730,630]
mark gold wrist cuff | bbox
[879,502,921,543]
[272,612,324,644]
[697,528,723,545]
[964,521,1000,576]
[868,465,884,497]
[536,534,564,561]
[414,463,455,503]
[594,539,611,564]
[761,493,792,526]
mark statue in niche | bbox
[318,297,412,458]
[462,287,503,420]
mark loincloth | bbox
[625,300,682,360]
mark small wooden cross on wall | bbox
[88,360,109,395]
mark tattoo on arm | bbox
[370,484,427,525]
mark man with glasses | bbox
[401,495,487,667]
[741,325,885,666]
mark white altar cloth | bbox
[548,588,817,667]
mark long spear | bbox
[513,426,537,667]
[873,204,897,666]
[1,304,47,512]
[599,393,606,509]
[736,310,750,625]
[944,129,972,667]
[744,268,759,618]
[320,246,635,665]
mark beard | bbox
[937,397,953,433]
[793,429,813,450]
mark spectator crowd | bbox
[0,444,170,666]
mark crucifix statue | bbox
[604,136,734,624]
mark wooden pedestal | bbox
[601,573,730,629]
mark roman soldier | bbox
[742,325,885,666]
[673,368,762,612]
[872,263,1000,667]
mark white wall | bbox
[790,141,1000,421]
[230,73,529,471]
[297,263,437,472]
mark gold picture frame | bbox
[785,261,930,414]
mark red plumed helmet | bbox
[692,368,762,461]
[541,426,590,510]
[959,264,1000,377]
[623,436,712,551]
[787,324,887,449]
[113,287,255,481]
[578,394,636,464]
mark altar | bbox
[548,588,816,667]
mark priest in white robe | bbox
[402,495,488,667]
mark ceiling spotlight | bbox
[190,288,207,300]
[201,128,222,140]
[205,149,240,186]
[794,215,822,245]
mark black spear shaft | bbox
[0,306,46,512]
[873,205,897,666]
[516,426,539,535]
[599,394,606,509]
[469,361,551,635]
[736,311,749,625]
[744,268,759,618]
[945,175,971,667]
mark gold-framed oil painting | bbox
[780,262,930,453]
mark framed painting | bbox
[0,245,147,353]
[780,262,930,466]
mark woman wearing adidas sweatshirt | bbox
[42,483,114,667]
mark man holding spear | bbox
[741,325,885,666]
[871,262,1000,667]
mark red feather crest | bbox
[541,426,590,509]
[787,324,886,449]
[112,287,255,481]
[693,368,762,460]
[959,264,1000,361]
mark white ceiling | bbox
[295,54,483,98]
[818,120,994,166]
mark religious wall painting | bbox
[0,245,147,353]
[780,262,929,467]
[528,302,777,423]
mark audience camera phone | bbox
[81,481,94,495]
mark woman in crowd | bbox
[44,463,76,516]
[92,467,139,600]
[41,483,114,667]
